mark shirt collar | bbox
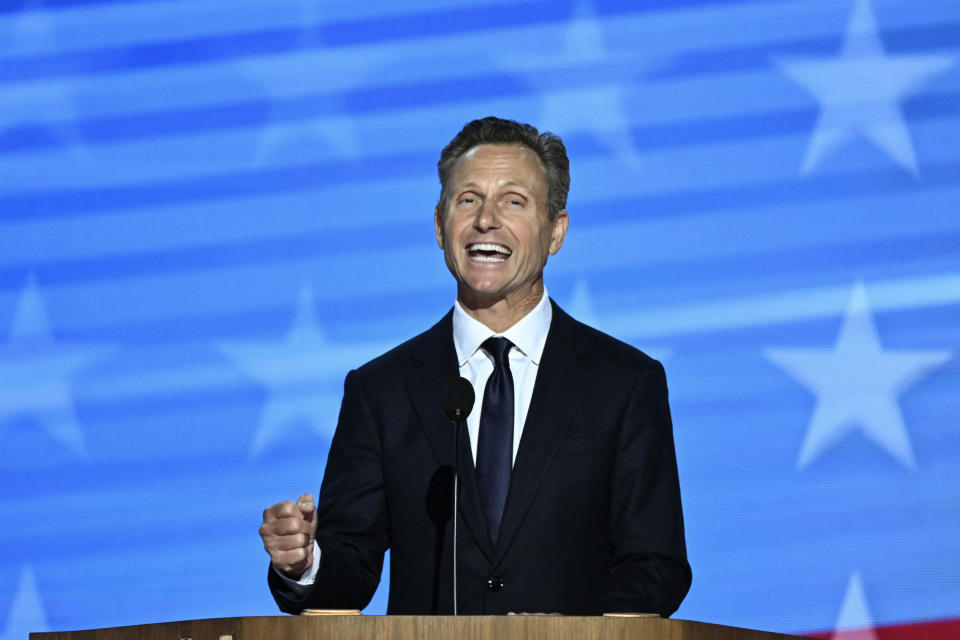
[453,290,553,367]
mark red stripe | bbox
[804,617,960,639]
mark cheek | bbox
[439,220,458,248]
[538,227,555,251]
[446,216,470,239]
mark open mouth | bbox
[466,242,512,263]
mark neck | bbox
[457,282,544,333]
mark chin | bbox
[462,283,510,301]
[459,273,508,293]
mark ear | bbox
[548,209,568,255]
[434,206,445,249]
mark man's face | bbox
[435,143,568,308]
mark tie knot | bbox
[482,336,513,367]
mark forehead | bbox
[449,143,547,192]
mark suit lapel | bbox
[493,303,590,564]
[404,311,496,561]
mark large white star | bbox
[217,286,383,458]
[499,0,643,168]
[774,0,955,175]
[0,566,49,640]
[765,282,951,470]
[235,0,366,165]
[0,276,98,457]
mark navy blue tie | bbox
[476,336,514,545]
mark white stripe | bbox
[606,272,960,339]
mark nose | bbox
[473,199,501,231]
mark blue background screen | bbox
[1,0,958,637]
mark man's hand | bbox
[260,493,317,580]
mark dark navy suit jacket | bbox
[269,301,691,615]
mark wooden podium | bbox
[31,615,815,640]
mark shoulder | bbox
[351,310,454,380]
[550,301,665,380]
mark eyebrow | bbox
[455,180,533,193]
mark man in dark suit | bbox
[259,117,691,616]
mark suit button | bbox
[487,577,503,592]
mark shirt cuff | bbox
[271,540,321,596]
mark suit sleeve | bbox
[268,369,389,614]
[601,359,692,616]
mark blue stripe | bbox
[0,0,158,12]
[0,150,435,218]
[2,132,957,224]
[646,22,960,80]
[3,85,957,164]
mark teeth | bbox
[467,243,512,255]
[472,254,508,262]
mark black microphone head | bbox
[443,376,475,421]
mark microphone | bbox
[444,376,475,421]
[443,376,474,616]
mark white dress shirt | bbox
[452,290,551,464]
[276,291,552,592]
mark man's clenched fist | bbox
[260,493,317,580]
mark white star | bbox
[499,0,643,168]
[765,282,951,470]
[831,572,878,640]
[235,2,366,165]
[0,566,49,640]
[217,286,382,458]
[0,276,97,457]
[774,0,955,175]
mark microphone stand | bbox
[452,415,459,616]
[451,411,466,616]
[442,376,473,617]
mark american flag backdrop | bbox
[1,0,958,638]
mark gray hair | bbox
[437,117,570,221]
